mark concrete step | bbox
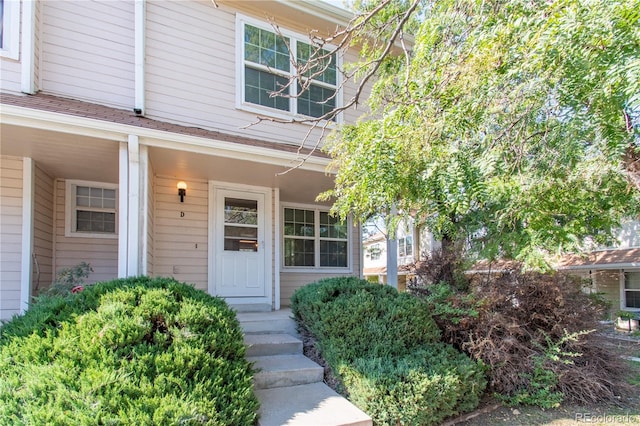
[237,309,298,337]
[249,354,324,389]
[256,382,372,426]
[244,333,303,357]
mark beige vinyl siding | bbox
[0,157,23,320]
[146,166,155,276]
[0,60,21,93]
[145,0,358,147]
[53,179,118,283]
[279,224,361,307]
[32,164,54,294]
[593,270,622,319]
[153,176,208,291]
[41,0,134,108]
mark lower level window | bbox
[624,272,640,309]
[66,180,117,238]
[283,207,348,268]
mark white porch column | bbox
[118,143,129,277]
[139,144,149,275]
[127,135,141,276]
[20,158,34,312]
[387,206,398,289]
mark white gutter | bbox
[559,263,640,271]
[20,0,36,94]
[1,104,332,173]
[275,0,352,26]
[134,0,146,114]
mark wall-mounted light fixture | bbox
[177,181,187,202]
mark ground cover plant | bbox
[410,262,632,408]
[0,276,258,425]
[291,276,486,426]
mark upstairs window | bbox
[398,236,413,258]
[368,243,382,261]
[0,0,19,60]
[238,16,340,121]
[65,180,118,238]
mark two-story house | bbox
[362,219,440,291]
[0,0,365,321]
[558,220,640,319]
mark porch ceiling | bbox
[149,146,336,205]
[0,123,119,183]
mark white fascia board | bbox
[559,263,640,271]
[1,104,332,173]
[275,0,353,26]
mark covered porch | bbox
[1,93,356,319]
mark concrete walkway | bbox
[237,309,372,426]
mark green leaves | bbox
[324,0,639,267]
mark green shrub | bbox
[44,261,94,296]
[0,276,258,425]
[291,276,486,425]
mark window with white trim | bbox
[624,272,640,309]
[283,207,349,268]
[0,0,19,60]
[239,16,340,120]
[369,243,382,261]
[66,180,118,238]
[398,236,413,258]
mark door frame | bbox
[208,181,273,307]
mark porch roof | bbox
[557,248,640,270]
[0,92,328,160]
[363,264,413,276]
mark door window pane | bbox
[224,198,258,252]
[224,198,257,225]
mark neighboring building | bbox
[0,0,365,320]
[557,220,640,319]
[362,220,440,291]
[364,216,638,313]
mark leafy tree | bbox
[313,0,640,267]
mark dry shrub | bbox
[410,263,632,406]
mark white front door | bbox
[214,188,266,298]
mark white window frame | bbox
[398,235,413,259]
[281,203,352,273]
[65,180,118,239]
[369,243,381,261]
[235,14,343,124]
[622,270,640,311]
[1,0,20,60]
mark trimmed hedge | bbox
[0,276,258,425]
[291,277,486,425]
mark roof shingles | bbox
[0,92,328,158]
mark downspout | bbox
[134,0,146,114]
[21,0,36,94]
